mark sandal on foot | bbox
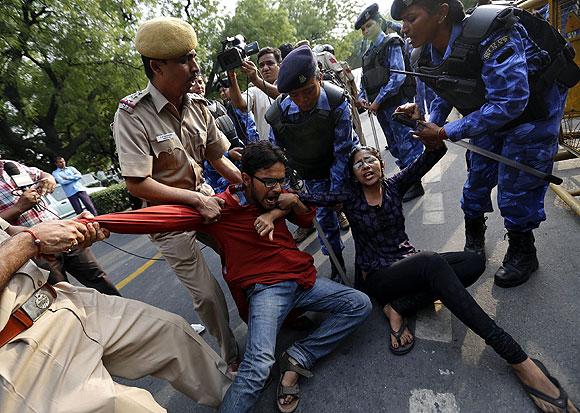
[388,319,415,356]
[277,375,300,413]
[276,352,313,413]
[523,359,579,413]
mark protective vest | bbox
[265,82,347,180]
[206,99,238,142]
[416,5,580,126]
[362,33,416,106]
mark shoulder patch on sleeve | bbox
[118,90,147,113]
[482,35,510,61]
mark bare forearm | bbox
[228,72,248,111]
[125,177,205,208]
[253,78,280,99]
[0,233,38,292]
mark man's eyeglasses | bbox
[252,175,290,189]
[352,155,379,170]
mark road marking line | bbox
[115,252,163,290]
[409,389,460,413]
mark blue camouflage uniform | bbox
[428,23,568,231]
[269,89,359,256]
[204,107,259,193]
[359,31,424,169]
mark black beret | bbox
[355,3,379,30]
[391,0,415,20]
[276,45,317,93]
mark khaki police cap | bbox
[135,17,198,60]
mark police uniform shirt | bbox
[428,23,567,141]
[0,218,48,331]
[113,82,230,196]
[358,31,407,105]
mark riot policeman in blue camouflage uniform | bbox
[355,3,425,202]
[392,0,578,288]
[266,45,359,280]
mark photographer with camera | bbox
[225,45,283,140]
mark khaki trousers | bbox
[0,283,231,412]
[150,230,238,363]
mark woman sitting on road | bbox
[295,140,577,413]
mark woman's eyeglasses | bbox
[352,156,379,170]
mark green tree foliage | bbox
[0,0,150,170]
[223,0,296,54]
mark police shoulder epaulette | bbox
[118,90,148,113]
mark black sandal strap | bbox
[281,352,313,378]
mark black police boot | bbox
[402,182,425,203]
[494,230,539,288]
[464,216,487,258]
[330,252,346,284]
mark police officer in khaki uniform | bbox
[0,216,231,412]
[112,17,241,369]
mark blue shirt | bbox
[300,146,446,273]
[428,22,552,141]
[358,31,407,105]
[52,166,86,197]
[269,87,359,192]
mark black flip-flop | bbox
[388,319,415,356]
[523,359,579,412]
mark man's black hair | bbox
[54,155,65,163]
[278,43,294,60]
[241,141,287,176]
[257,47,282,64]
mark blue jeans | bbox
[219,278,371,413]
[304,179,343,256]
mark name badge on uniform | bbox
[155,132,177,142]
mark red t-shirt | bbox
[88,186,317,319]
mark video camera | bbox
[217,35,259,71]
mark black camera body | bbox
[217,35,259,71]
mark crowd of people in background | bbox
[0,1,578,412]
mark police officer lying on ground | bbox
[393,0,578,288]
[266,45,360,281]
[0,215,231,412]
[355,3,426,202]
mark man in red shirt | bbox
[92,141,371,413]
